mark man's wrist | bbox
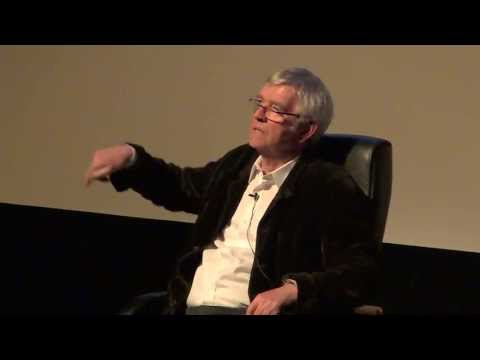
[125,144,137,168]
[281,278,298,303]
[282,278,297,288]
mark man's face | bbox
[248,83,310,158]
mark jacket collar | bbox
[222,145,315,223]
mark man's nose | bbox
[254,106,268,122]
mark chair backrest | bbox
[310,133,393,245]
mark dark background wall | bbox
[1,202,479,315]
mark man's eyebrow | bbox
[271,101,287,111]
[256,95,286,109]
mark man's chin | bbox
[249,141,270,157]
[249,139,263,151]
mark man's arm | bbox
[247,174,378,315]
[110,143,225,214]
[85,143,225,214]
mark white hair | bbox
[266,67,334,138]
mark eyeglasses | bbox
[248,97,301,124]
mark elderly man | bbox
[84,67,377,315]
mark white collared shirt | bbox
[186,155,299,308]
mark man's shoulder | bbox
[302,156,359,193]
[303,156,348,179]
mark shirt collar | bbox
[248,155,299,188]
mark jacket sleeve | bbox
[284,174,379,314]
[109,143,223,215]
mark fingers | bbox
[250,304,278,315]
[84,145,133,188]
[246,300,258,315]
[84,165,112,187]
[255,303,279,315]
[247,298,279,315]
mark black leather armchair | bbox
[310,134,392,315]
[120,133,393,315]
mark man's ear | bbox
[299,121,319,144]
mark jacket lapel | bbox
[254,157,309,256]
[260,156,308,224]
[211,153,257,239]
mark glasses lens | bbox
[266,111,283,123]
[250,98,284,123]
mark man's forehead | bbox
[258,84,298,106]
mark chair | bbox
[310,134,392,315]
[120,133,393,315]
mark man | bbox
[84,67,378,315]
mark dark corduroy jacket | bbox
[110,143,379,314]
